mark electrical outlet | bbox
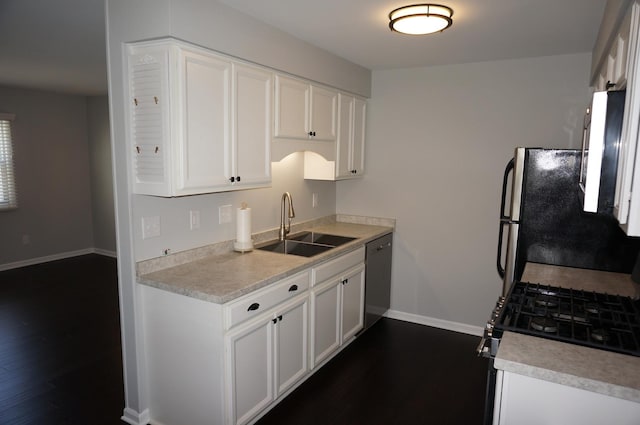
[142,216,161,239]
[312,193,318,208]
[190,210,200,230]
[219,205,232,224]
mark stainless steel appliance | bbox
[481,147,640,425]
[364,233,393,330]
[496,148,640,297]
[579,90,626,214]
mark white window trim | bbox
[0,112,17,211]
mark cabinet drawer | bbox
[224,271,310,330]
[312,247,365,286]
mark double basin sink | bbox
[256,231,356,257]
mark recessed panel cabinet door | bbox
[309,85,337,142]
[341,265,365,343]
[351,97,366,176]
[336,94,354,178]
[274,297,308,396]
[274,75,309,140]
[233,63,272,187]
[177,50,231,192]
[226,316,274,425]
[310,279,341,368]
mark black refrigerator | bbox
[497,148,640,296]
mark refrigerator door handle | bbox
[497,158,515,278]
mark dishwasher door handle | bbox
[376,242,391,251]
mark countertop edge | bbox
[137,222,393,305]
[495,331,640,403]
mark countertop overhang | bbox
[137,220,393,304]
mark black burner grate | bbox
[495,281,640,357]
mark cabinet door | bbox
[274,75,310,139]
[226,316,274,425]
[274,296,308,396]
[336,93,354,179]
[351,97,366,176]
[177,49,232,193]
[310,85,337,141]
[233,63,272,188]
[128,45,172,195]
[310,279,341,368]
[615,3,640,234]
[340,265,365,343]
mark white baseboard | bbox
[0,247,117,271]
[384,309,484,336]
[121,407,151,425]
[94,248,117,258]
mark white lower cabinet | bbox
[310,247,365,369]
[225,294,308,425]
[310,278,341,366]
[494,371,640,425]
[140,247,367,425]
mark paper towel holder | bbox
[234,239,254,253]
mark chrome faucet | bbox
[279,192,295,241]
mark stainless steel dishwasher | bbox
[364,233,393,330]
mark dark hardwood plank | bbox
[0,255,125,425]
[257,318,489,425]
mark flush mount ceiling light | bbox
[389,3,453,35]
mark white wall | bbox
[0,89,116,268]
[134,152,336,260]
[0,86,94,265]
[87,95,116,254]
[337,53,592,329]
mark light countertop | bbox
[495,331,640,403]
[496,262,640,403]
[521,262,640,298]
[137,219,393,304]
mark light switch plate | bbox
[219,205,232,224]
[142,216,161,239]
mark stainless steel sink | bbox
[288,231,356,247]
[256,232,356,257]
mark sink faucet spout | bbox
[279,192,295,241]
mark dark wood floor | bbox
[0,254,125,425]
[1,254,489,425]
[257,318,489,425]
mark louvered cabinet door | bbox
[128,45,172,196]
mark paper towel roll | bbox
[234,206,253,251]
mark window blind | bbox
[0,113,17,210]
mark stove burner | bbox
[535,295,559,308]
[537,288,558,297]
[530,316,558,333]
[591,328,609,342]
[585,303,601,315]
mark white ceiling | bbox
[0,0,606,95]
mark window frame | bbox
[0,113,17,211]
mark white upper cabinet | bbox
[178,49,232,192]
[596,9,632,91]
[232,63,272,188]
[274,75,337,142]
[126,39,272,196]
[304,93,367,181]
[613,3,640,235]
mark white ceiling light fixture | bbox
[389,3,454,35]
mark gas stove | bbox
[480,281,640,358]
